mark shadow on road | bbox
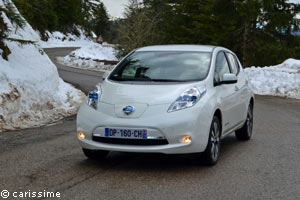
[77,134,243,172]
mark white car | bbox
[77,45,254,165]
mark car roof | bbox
[136,45,217,52]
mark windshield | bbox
[109,51,212,82]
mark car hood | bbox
[100,80,204,106]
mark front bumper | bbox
[77,102,212,154]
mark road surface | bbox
[0,48,299,200]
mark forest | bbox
[2,0,300,66]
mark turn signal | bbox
[181,136,192,144]
[78,131,86,140]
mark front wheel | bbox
[235,104,253,141]
[82,148,109,160]
[201,116,221,166]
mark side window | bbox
[215,52,231,83]
[226,53,240,75]
[235,56,243,70]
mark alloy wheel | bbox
[210,121,220,162]
[246,107,253,138]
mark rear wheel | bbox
[201,116,221,166]
[235,104,253,141]
[82,148,109,160]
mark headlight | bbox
[168,86,206,113]
[87,84,102,110]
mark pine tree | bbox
[0,10,11,60]
[0,0,28,60]
[93,2,110,38]
[162,0,300,66]
[13,0,57,38]
[53,0,83,34]
[163,0,215,44]
[12,0,111,40]
[234,0,300,66]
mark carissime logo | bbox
[1,189,61,199]
[0,190,9,199]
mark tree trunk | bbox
[0,16,11,61]
[242,23,250,67]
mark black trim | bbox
[220,79,237,84]
[93,136,169,146]
[225,52,240,75]
[213,51,232,87]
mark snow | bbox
[39,29,96,48]
[57,43,118,71]
[0,0,85,132]
[68,43,117,60]
[245,59,300,99]
[91,31,97,38]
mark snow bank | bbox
[0,0,85,132]
[58,43,118,71]
[68,43,117,61]
[39,29,95,48]
[245,59,300,99]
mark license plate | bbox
[105,128,147,139]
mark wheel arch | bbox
[213,109,223,135]
[250,97,254,108]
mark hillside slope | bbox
[0,0,85,132]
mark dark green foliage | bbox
[93,2,110,38]
[6,0,300,66]
[0,1,27,60]
[105,19,120,44]
[81,0,110,38]
[0,6,8,39]
[0,14,10,60]
[12,0,110,40]
[117,0,300,66]
[6,37,35,45]
[164,0,216,44]
[13,0,57,35]
[3,1,25,30]
[54,0,82,33]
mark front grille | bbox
[92,136,169,146]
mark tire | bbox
[201,116,221,166]
[235,104,253,141]
[82,148,109,160]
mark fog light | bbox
[78,131,86,140]
[181,136,192,144]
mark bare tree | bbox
[116,0,163,57]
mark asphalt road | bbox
[44,48,104,93]
[0,48,300,200]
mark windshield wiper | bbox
[110,77,187,82]
[110,77,151,82]
[150,79,187,82]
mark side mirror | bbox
[102,71,110,81]
[221,73,237,84]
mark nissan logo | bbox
[123,106,135,115]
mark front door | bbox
[214,51,239,132]
[226,53,248,125]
